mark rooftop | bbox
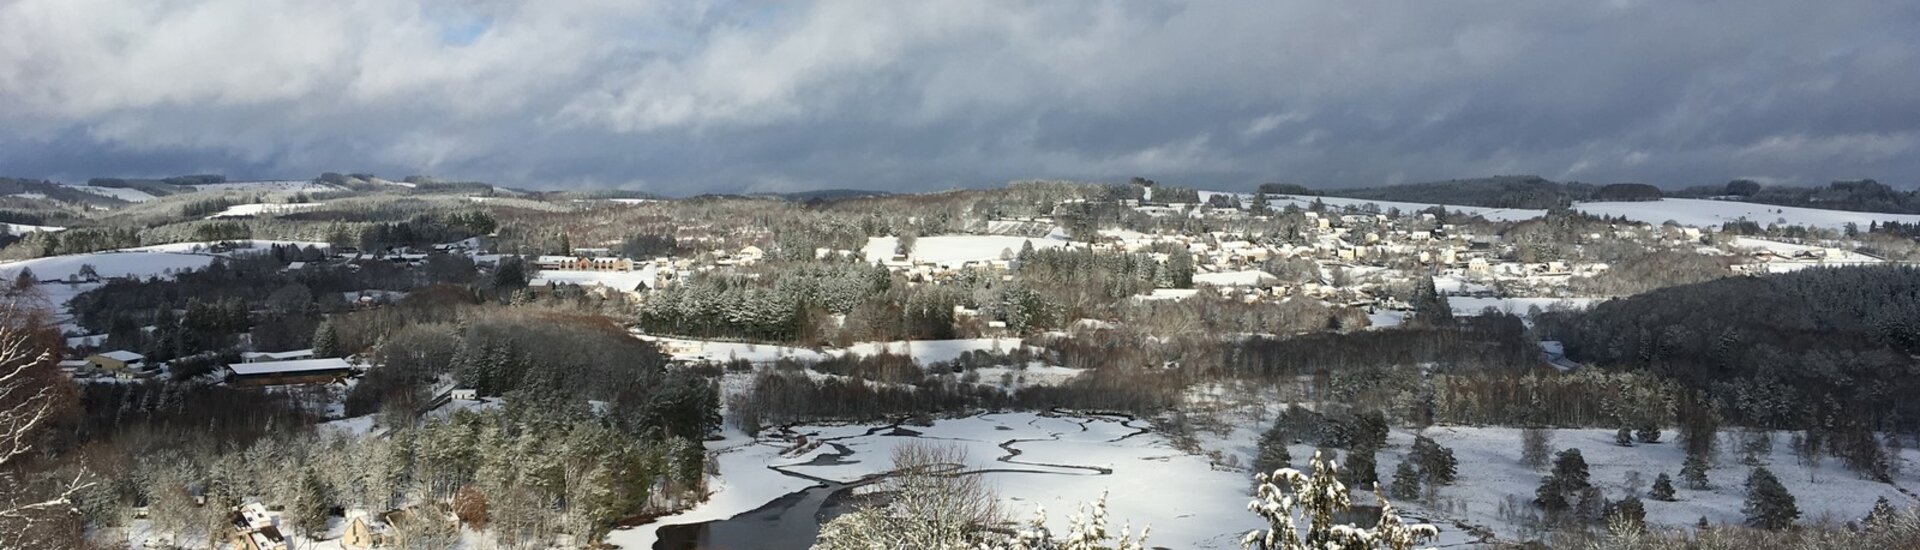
[227,357,353,376]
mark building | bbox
[86,350,144,371]
[229,502,290,550]
[226,357,356,386]
[240,349,316,363]
[341,509,389,549]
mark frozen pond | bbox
[610,411,1475,549]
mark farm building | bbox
[225,358,355,386]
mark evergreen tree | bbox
[1390,461,1422,501]
[1863,496,1898,531]
[1253,423,1292,474]
[1521,428,1552,470]
[312,319,340,357]
[1648,473,1676,501]
[1342,447,1378,487]
[1608,495,1647,530]
[1615,427,1634,447]
[1635,424,1662,444]
[1250,192,1272,215]
[291,467,332,537]
[1410,276,1453,326]
[1741,467,1799,530]
[1409,436,1456,485]
[1165,249,1195,289]
[1681,452,1711,490]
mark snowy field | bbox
[531,266,658,292]
[638,335,1038,367]
[205,202,322,218]
[1194,269,1279,287]
[0,251,219,282]
[1265,194,1547,222]
[1573,198,1920,230]
[60,183,158,202]
[609,412,1279,550]
[2,222,64,233]
[1448,297,1598,317]
[1188,400,1920,543]
[863,235,1070,267]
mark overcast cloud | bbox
[1,0,1916,194]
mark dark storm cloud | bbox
[0,1,1915,194]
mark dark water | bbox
[652,481,858,550]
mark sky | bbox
[1,1,1917,195]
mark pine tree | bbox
[1253,423,1292,474]
[1342,447,1378,487]
[312,319,340,357]
[1390,461,1422,501]
[1250,192,1272,215]
[1522,428,1552,470]
[1648,473,1676,501]
[1608,495,1647,530]
[1615,427,1634,447]
[1681,451,1710,490]
[1741,466,1798,530]
[291,467,332,537]
[1864,496,1898,531]
[1635,424,1662,444]
[1409,436,1456,485]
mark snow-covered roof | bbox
[241,349,315,362]
[227,357,353,376]
[96,350,144,362]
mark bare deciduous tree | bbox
[0,300,89,544]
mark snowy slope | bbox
[2,222,64,233]
[1573,198,1920,230]
[0,251,218,281]
[1194,269,1278,287]
[204,202,322,218]
[1266,195,1548,222]
[863,235,1070,267]
[61,184,157,202]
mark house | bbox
[229,502,290,550]
[341,509,389,549]
[450,388,479,401]
[226,357,356,386]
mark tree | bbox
[1741,467,1798,530]
[1242,452,1438,550]
[290,467,332,537]
[1165,249,1195,289]
[1535,448,1590,513]
[1253,423,1292,474]
[1680,452,1710,490]
[1521,428,1553,469]
[1342,447,1378,487]
[1634,424,1661,444]
[0,301,86,546]
[1607,495,1646,530]
[1864,496,1898,531]
[313,319,341,357]
[453,485,490,529]
[1409,436,1456,485]
[1409,276,1452,326]
[1249,192,1272,215]
[1648,473,1676,501]
[1389,462,1421,501]
[1615,427,1633,447]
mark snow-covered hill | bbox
[1572,198,1920,230]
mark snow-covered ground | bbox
[1266,195,1547,222]
[1187,397,1920,543]
[531,265,657,292]
[1573,198,1920,231]
[1194,269,1279,287]
[863,235,1070,267]
[610,412,1270,549]
[1,222,63,233]
[204,202,322,218]
[0,251,220,282]
[122,239,330,255]
[191,180,335,193]
[1448,297,1598,317]
[639,335,1038,367]
[60,183,158,202]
